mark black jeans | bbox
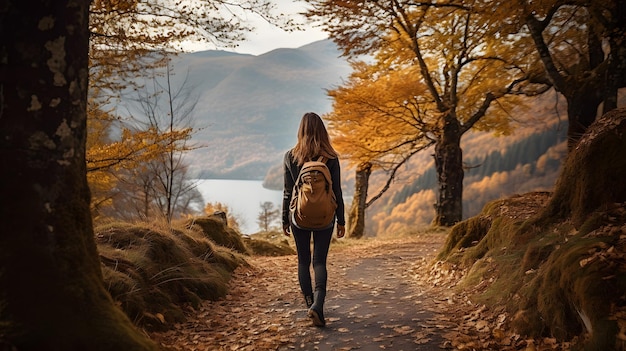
[291,224,333,298]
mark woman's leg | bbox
[291,225,313,306]
[312,226,333,295]
[309,226,333,326]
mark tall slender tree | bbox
[257,202,280,232]
[327,63,434,236]
[346,162,372,238]
[0,1,158,349]
[86,104,195,220]
[128,62,200,222]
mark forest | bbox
[1,0,625,350]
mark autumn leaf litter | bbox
[150,233,570,350]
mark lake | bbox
[195,179,283,235]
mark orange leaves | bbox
[371,189,436,234]
[86,100,196,220]
[86,126,192,173]
[320,0,534,172]
[315,0,534,132]
[91,0,139,13]
[326,62,432,169]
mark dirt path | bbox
[149,233,505,351]
[308,236,446,351]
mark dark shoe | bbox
[304,295,314,308]
[307,307,325,327]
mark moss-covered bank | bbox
[437,108,626,350]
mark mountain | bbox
[167,40,354,179]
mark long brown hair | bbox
[291,112,338,166]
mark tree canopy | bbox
[495,0,626,149]
[308,0,535,226]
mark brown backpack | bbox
[289,156,337,229]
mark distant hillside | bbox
[364,91,570,235]
[389,124,566,210]
[165,40,354,179]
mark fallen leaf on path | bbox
[393,325,414,335]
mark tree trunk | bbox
[432,115,464,227]
[0,2,158,350]
[525,11,605,152]
[347,162,372,238]
[564,84,604,151]
[537,108,626,229]
[603,1,626,114]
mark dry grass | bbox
[95,219,244,331]
[184,216,249,254]
[94,216,298,332]
[243,231,295,256]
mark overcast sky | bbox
[184,0,328,55]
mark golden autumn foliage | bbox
[87,127,193,173]
[86,104,118,214]
[327,62,434,170]
[312,0,537,226]
[370,190,436,235]
[86,99,194,220]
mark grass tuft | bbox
[95,219,246,331]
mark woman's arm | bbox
[282,151,296,235]
[329,158,345,227]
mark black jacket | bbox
[282,150,345,228]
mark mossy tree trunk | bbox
[603,2,626,114]
[432,114,464,227]
[538,108,626,228]
[347,162,371,239]
[0,2,158,350]
[525,10,607,151]
[563,82,604,151]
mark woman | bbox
[282,112,345,327]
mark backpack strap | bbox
[316,156,327,163]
